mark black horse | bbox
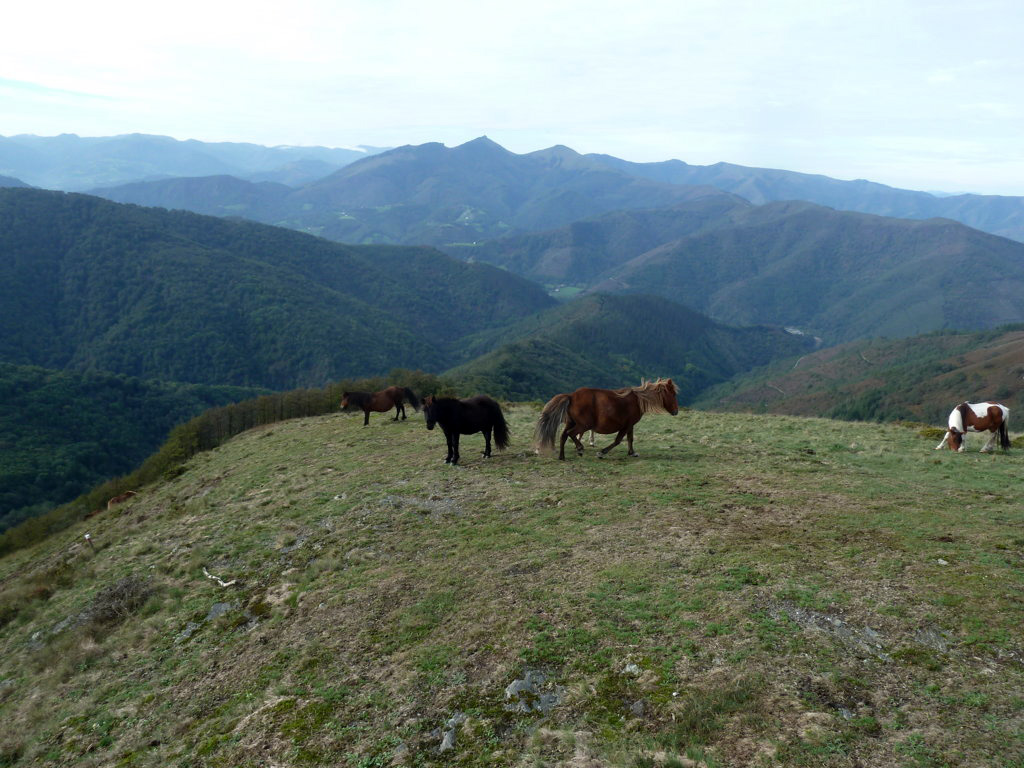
[422,395,510,465]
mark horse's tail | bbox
[999,409,1011,450]
[489,400,511,450]
[534,393,571,453]
[403,387,420,411]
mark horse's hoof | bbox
[629,453,639,458]
[597,453,606,459]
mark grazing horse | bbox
[935,401,1010,453]
[422,395,510,465]
[534,378,679,460]
[341,386,419,426]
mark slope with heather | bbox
[694,326,1024,423]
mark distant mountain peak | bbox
[453,136,511,155]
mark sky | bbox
[3,0,1024,194]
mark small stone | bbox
[205,602,235,622]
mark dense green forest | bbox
[0,188,553,387]
[0,363,262,532]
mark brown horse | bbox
[534,378,679,459]
[935,401,1010,452]
[341,386,420,426]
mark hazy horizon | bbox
[3,0,1023,195]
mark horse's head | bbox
[947,427,965,452]
[662,378,679,416]
[422,395,437,430]
[340,392,351,410]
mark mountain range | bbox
[0,133,388,191]
[0,187,809,393]
[465,198,1024,343]
[76,135,1024,247]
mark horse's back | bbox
[569,387,639,433]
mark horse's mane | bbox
[628,378,677,415]
[343,391,371,407]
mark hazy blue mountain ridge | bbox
[588,153,1024,242]
[0,133,386,191]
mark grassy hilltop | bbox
[1,407,1022,767]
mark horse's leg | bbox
[444,427,454,464]
[981,429,997,453]
[451,433,461,465]
[482,426,493,458]
[400,403,406,420]
[598,429,628,458]
[588,430,596,447]
[935,432,949,450]
[626,425,638,457]
[363,408,370,427]
[570,429,585,456]
[558,426,573,460]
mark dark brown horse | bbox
[534,379,679,460]
[341,386,420,426]
[935,401,1010,452]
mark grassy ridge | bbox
[1,408,1021,766]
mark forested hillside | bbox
[448,294,814,401]
[585,201,1024,342]
[445,196,747,285]
[0,188,554,388]
[695,325,1024,423]
[0,363,262,532]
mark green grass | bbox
[1,407,1022,766]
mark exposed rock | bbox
[769,602,892,661]
[438,711,466,752]
[205,602,236,622]
[505,670,563,714]
[176,621,201,643]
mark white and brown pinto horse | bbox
[935,402,1010,453]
